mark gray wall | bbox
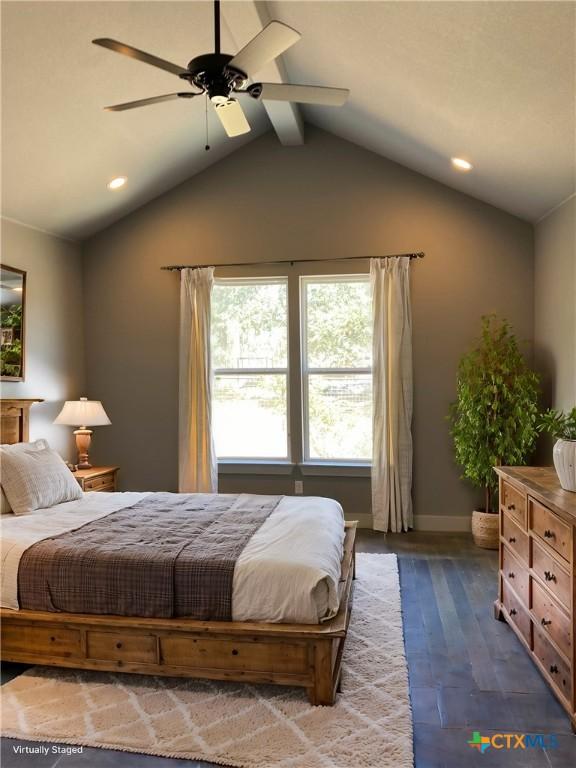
[1,218,85,459]
[82,127,534,528]
[534,196,576,413]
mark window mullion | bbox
[214,368,288,376]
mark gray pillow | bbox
[0,446,82,515]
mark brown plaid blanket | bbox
[18,493,281,619]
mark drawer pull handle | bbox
[549,664,558,674]
[116,642,123,649]
[508,572,514,579]
[507,504,516,511]
[541,618,552,627]
[231,649,239,656]
[509,608,517,616]
[50,636,56,642]
[544,571,557,582]
[544,529,555,539]
[508,536,516,543]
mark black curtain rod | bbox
[161,252,424,271]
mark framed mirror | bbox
[1,265,26,381]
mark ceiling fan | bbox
[93,0,349,139]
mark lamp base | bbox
[73,428,93,469]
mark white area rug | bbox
[1,554,413,767]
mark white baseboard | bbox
[347,513,471,532]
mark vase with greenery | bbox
[537,407,576,491]
[449,315,539,547]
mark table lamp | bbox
[54,397,111,469]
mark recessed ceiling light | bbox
[107,176,127,190]
[451,157,473,172]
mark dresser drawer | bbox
[87,631,158,664]
[502,546,529,606]
[501,480,526,528]
[531,579,571,658]
[529,498,572,564]
[84,473,115,491]
[532,539,571,610]
[501,579,531,645]
[501,512,529,564]
[2,624,81,658]
[533,629,572,703]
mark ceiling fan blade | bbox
[251,83,349,106]
[229,21,300,75]
[214,98,251,137]
[92,38,188,76]
[104,93,195,112]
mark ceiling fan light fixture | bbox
[451,157,473,172]
[210,94,230,105]
[107,176,127,190]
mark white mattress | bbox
[0,492,345,624]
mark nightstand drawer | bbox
[84,474,114,491]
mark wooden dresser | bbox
[494,467,576,730]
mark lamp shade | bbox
[54,397,111,427]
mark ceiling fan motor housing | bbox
[183,54,248,102]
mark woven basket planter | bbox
[471,510,499,549]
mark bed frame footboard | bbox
[1,523,356,706]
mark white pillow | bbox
[1,488,12,514]
[1,440,49,514]
[0,446,82,515]
[1,438,49,454]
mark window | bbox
[301,276,372,462]
[211,273,372,466]
[211,278,289,460]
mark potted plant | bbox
[449,316,539,548]
[537,408,576,491]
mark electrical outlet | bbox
[294,480,304,495]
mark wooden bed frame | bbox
[0,398,356,705]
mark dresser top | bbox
[495,466,576,522]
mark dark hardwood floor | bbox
[2,531,575,767]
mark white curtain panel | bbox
[178,267,218,493]
[371,257,413,532]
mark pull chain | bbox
[205,94,210,151]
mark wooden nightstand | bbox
[73,466,119,492]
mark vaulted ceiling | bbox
[1,1,574,241]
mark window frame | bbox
[212,276,291,462]
[300,274,372,465]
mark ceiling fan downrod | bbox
[214,0,221,55]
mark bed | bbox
[0,398,356,705]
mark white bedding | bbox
[0,492,345,624]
